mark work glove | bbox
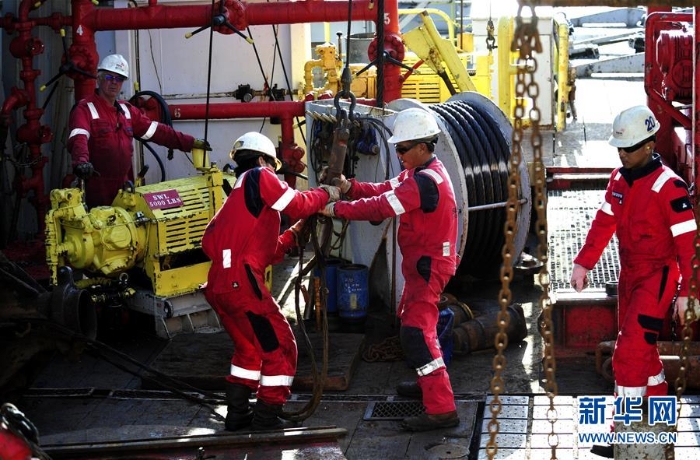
[318,202,335,217]
[74,162,98,180]
[319,167,352,194]
[673,296,700,326]
[332,176,352,194]
[289,219,310,247]
[319,185,341,202]
[570,263,590,292]
[192,138,212,151]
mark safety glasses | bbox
[395,141,423,155]
[104,74,126,83]
[618,139,647,154]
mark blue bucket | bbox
[313,258,344,313]
[336,264,369,321]
[437,308,455,366]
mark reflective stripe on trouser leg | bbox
[645,369,667,397]
[398,269,455,414]
[254,305,297,405]
[206,290,297,404]
[205,290,261,391]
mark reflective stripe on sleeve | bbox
[386,191,406,215]
[419,169,443,184]
[222,249,231,268]
[389,177,401,189]
[671,219,697,237]
[141,121,158,140]
[69,128,90,140]
[271,188,295,211]
[600,201,614,215]
[651,170,674,193]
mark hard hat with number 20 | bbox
[608,105,660,148]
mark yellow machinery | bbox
[301,12,491,105]
[302,42,377,99]
[304,10,573,131]
[45,155,232,337]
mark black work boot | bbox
[400,410,459,432]
[250,400,299,431]
[224,382,253,431]
[396,381,422,399]
[590,444,614,458]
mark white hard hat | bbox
[230,132,282,171]
[608,105,660,148]
[98,54,129,79]
[387,108,441,144]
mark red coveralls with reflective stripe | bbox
[67,91,195,207]
[574,156,696,398]
[201,167,329,405]
[333,156,459,414]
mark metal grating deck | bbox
[477,395,700,459]
[548,189,621,291]
[363,401,425,421]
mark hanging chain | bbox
[486,3,559,459]
[486,1,495,52]
[486,19,496,52]
[673,201,700,434]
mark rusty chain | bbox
[672,199,699,439]
[486,3,559,459]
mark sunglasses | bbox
[618,140,647,154]
[103,74,126,83]
[395,141,423,155]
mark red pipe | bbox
[70,0,100,101]
[2,0,54,234]
[77,0,402,101]
[169,101,306,189]
[169,101,305,120]
[3,0,405,240]
[85,1,377,31]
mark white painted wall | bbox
[107,0,307,184]
[471,0,555,128]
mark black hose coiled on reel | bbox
[429,99,514,278]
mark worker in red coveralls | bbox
[319,107,460,432]
[67,54,208,207]
[570,105,698,458]
[202,131,339,431]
